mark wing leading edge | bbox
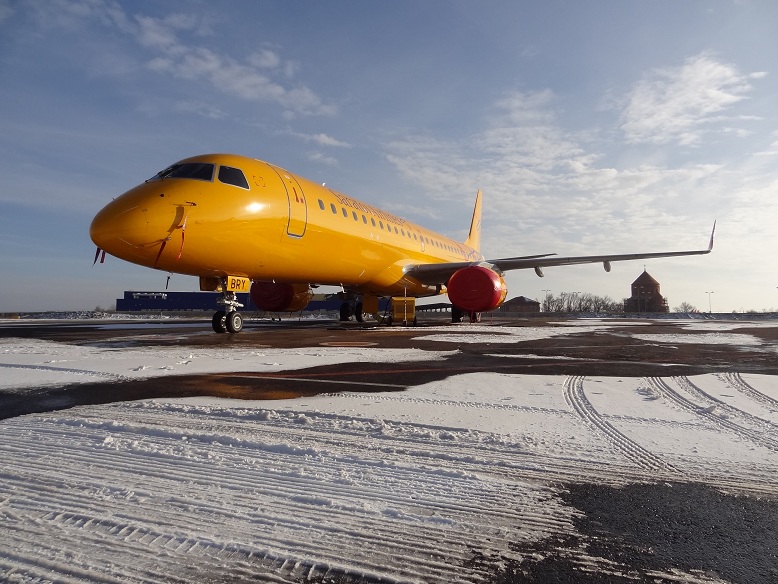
[403,222,716,286]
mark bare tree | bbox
[542,292,624,314]
[674,301,699,313]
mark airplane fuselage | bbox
[90,154,482,298]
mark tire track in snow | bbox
[648,377,778,452]
[0,408,573,584]
[312,391,569,416]
[1,436,500,574]
[563,376,678,473]
[721,372,778,411]
[7,416,532,529]
[0,362,130,381]
[154,395,671,486]
[3,462,477,583]
[673,375,778,430]
[189,404,655,487]
[90,400,652,487]
[3,516,354,584]
[27,511,410,584]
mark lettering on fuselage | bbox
[327,189,478,261]
[331,191,406,229]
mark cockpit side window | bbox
[218,166,250,190]
[148,163,215,182]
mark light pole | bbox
[705,291,714,313]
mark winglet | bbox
[708,220,716,252]
[464,190,482,253]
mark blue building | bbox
[116,291,251,312]
[115,291,389,314]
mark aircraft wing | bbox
[404,222,716,286]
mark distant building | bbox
[499,296,541,313]
[116,291,249,312]
[416,303,452,313]
[623,271,669,313]
[115,291,389,314]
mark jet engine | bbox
[446,265,508,313]
[250,281,313,312]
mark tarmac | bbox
[2,315,778,583]
[2,315,778,421]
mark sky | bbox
[1,0,777,313]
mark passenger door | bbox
[270,166,308,237]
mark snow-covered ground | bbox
[1,319,777,583]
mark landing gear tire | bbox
[212,310,227,333]
[355,302,364,323]
[339,302,353,322]
[226,311,243,334]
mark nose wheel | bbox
[226,311,243,333]
[212,310,227,333]
[212,309,244,333]
[212,289,245,333]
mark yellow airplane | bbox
[90,153,715,333]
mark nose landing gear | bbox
[212,290,244,333]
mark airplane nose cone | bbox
[89,197,147,253]
[89,200,124,250]
[90,185,183,266]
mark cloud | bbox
[620,53,761,146]
[382,75,772,260]
[248,49,282,70]
[307,152,339,166]
[27,1,334,118]
[133,15,334,117]
[172,101,228,120]
[386,89,594,205]
[492,89,557,125]
[28,0,133,34]
[386,135,473,200]
[0,0,14,23]
[289,131,351,148]
[135,14,188,54]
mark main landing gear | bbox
[339,300,365,323]
[212,290,244,333]
[451,305,481,323]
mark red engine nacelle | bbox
[447,266,508,313]
[250,281,313,312]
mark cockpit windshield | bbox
[147,163,215,182]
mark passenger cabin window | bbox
[149,163,215,182]
[218,166,249,189]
